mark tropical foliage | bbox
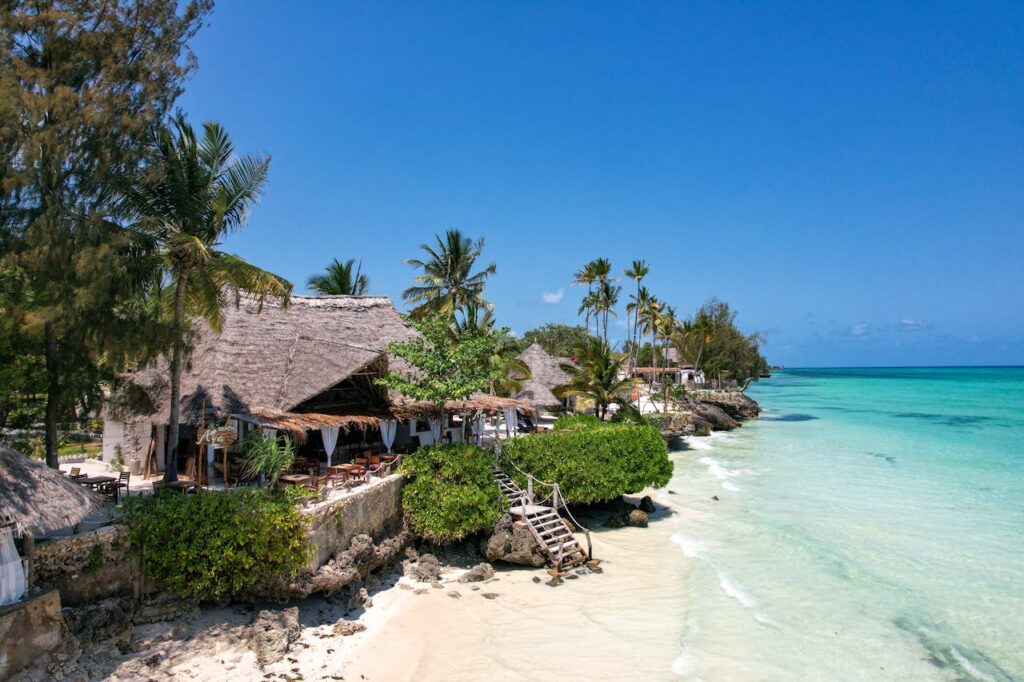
[672,299,768,386]
[452,302,531,396]
[399,443,504,543]
[124,116,292,481]
[402,229,496,319]
[551,413,603,431]
[500,423,672,504]
[520,323,593,358]
[307,258,369,295]
[555,338,635,420]
[121,487,309,601]
[242,432,296,488]
[376,314,503,409]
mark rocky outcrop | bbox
[626,509,649,528]
[403,551,442,583]
[482,514,547,568]
[458,563,495,583]
[245,531,412,601]
[690,390,761,419]
[689,400,739,430]
[63,597,135,651]
[638,496,656,513]
[248,607,300,669]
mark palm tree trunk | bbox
[164,273,188,483]
[44,322,60,469]
[695,337,706,372]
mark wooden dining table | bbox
[77,475,115,490]
[278,473,313,486]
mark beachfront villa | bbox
[102,295,530,484]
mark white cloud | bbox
[897,319,929,332]
[847,323,871,337]
[541,288,564,305]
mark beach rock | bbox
[447,591,461,599]
[481,592,499,600]
[638,496,657,513]
[333,621,366,637]
[249,607,300,669]
[603,513,626,529]
[63,597,134,650]
[691,401,739,431]
[626,509,649,528]
[691,390,761,419]
[546,577,563,587]
[482,514,547,568]
[458,563,496,583]
[346,587,372,612]
[403,552,442,583]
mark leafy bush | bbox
[500,423,672,504]
[552,413,603,431]
[610,402,650,426]
[120,488,309,601]
[243,432,295,487]
[399,443,503,544]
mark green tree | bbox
[0,0,210,467]
[555,338,634,420]
[376,314,503,413]
[520,323,593,358]
[402,229,496,319]
[307,258,369,295]
[124,117,292,482]
[673,299,768,387]
[452,303,531,396]
[623,260,649,370]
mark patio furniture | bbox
[110,471,130,501]
[278,473,313,487]
[68,467,84,480]
[77,475,115,491]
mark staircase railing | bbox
[498,451,592,562]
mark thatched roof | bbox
[0,448,107,537]
[390,394,534,421]
[126,295,418,425]
[514,343,571,408]
[234,409,386,440]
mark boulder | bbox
[638,496,657,513]
[63,597,135,650]
[346,586,372,613]
[249,607,300,669]
[403,552,442,583]
[690,390,761,419]
[691,401,739,430]
[482,514,547,568]
[458,563,496,583]
[333,620,366,637]
[627,509,649,528]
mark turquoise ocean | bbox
[668,367,1024,680]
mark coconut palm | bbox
[125,116,292,482]
[555,337,634,420]
[572,261,599,332]
[638,295,662,374]
[594,279,620,343]
[403,229,496,319]
[307,258,369,295]
[451,301,531,396]
[627,283,653,371]
[623,260,649,370]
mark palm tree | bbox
[403,229,496,319]
[590,258,613,337]
[623,260,649,370]
[627,284,653,371]
[555,338,634,420]
[572,261,599,332]
[638,295,662,373]
[594,279,620,343]
[307,258,369,295]
[451,301,531,396]
[126,116,292,482]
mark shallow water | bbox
[669,368,1024,680]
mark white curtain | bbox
[470,412,486,446]
[320,425,340,467]
[503,408,518,438]
[0,527,27,607]
[417,432,435,446]
[263,427,277,440]
[379,419,397,453]
[429,417,442,443]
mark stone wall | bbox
[32,525,138,606]
[302,475,405,571]
[0,589,63,679]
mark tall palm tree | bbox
[572,261,599,332]
[451,301,531,396]
[307,258,369,295]
[594,279,620,343]
[125,116,292,482]
[590,258,613,337]
[627,284,653,371]
[638,295,662,372]
[623,260,649,370]
[403,229,496,319]
[555,338,633,420]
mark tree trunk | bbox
[0,395,10,431]
[43,323,60,469]
[164,273,188,483]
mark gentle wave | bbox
[698,456,735,481]
[671,532,705,558]
[722,481,741,492]
[717,570,755,609]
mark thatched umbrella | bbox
[0,447,107,538]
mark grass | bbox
[57,442,102,458]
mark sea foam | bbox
[671,532,705,558]
[698,456,734,480]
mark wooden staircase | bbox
[493,468,590,570]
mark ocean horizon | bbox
[667,366,1024,680]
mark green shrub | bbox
[399,443,503,544]
[552,413,603,431]
[500,423,672,504]
[120,488,309,601]
[242,432,295,487]
[610,402,650,426]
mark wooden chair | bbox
[112,471,130,501]
[68,467,83,480]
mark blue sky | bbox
[177,1,1023,367]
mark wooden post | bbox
[23,533,34,592]
[527,475,534,504]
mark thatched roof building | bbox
[124,295,419,426]
[514,342,571,409]
[0,448,106,537]
[118,295,532,438]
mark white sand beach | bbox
[100,483,691,682]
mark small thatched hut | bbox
[514,342,572,412]
[0,448,106,538]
